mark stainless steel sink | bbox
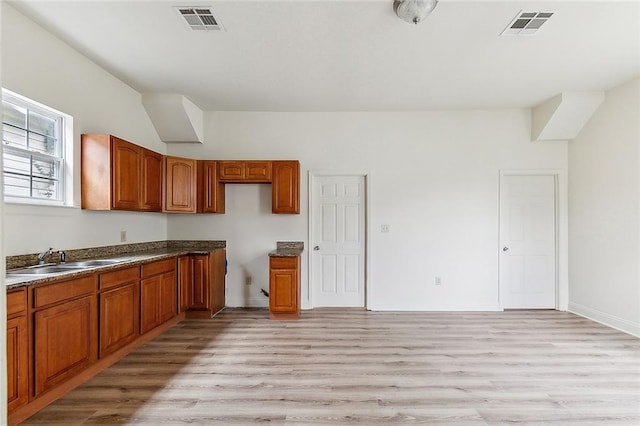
[7,258,130,276]
[7,264,77,276]
[64,259,127,267]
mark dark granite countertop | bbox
[5,241,225,290]
[268,241,304,257]
[268,248,304,257]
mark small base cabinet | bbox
[140,259,177,334]
[98,267,140,358]
[32,275,98,396]
[268,256,301,320]
[178,250,226,318]
[7,288,28,412]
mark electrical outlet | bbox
[120,230,127,242]
[245,276,252,286]
[435,276,442,286]
[381,224,390,233]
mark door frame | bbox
[498,169,568,311]
[308,171,370,309]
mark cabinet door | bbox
[140,275,160,334]
[99,282,140,358]
[111,137,141,210]
[178,256,192,313]
[190,255,210,310]
[211,249,226,314]
[218,161,245,181]
[246,161,272,182]
[159,271,178,324]
[198,161,225,213]
[7,315,28,412]
[272,161,300,214]
[140,149,163,212]
[34,295,97,396]
[164,156,197,212]
[269,268,298,313]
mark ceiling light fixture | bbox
[394,0,438,25]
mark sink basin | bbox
[7,258,130,276]
[7,265,77,276]
[64,259,128,267]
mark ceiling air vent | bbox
[501,11,554,36]
[175,6,224,31]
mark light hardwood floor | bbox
[22,309,640,425]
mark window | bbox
[2,90,69,204]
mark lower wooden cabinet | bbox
[98,266,140,358]
[34,293,97,396]
[178,250,226,318]
[6,288,28,412]
[178,255,192,313]
[140,259,177,334]
[268,255,301,319]
[99,282,140,358]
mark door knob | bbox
[314,246,320,251]
[503,247,509,252]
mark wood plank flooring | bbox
[22,309,640,425]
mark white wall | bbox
[568,77,640,336]
[1,4,168,255]
[167,110,568,310]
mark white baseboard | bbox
[568,302,640,337]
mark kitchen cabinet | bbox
[178,250,226,318]
[81,134,163,212]
[271,161,300,214]
[33,275,98,396]
[164,156,197,213]
[178,256,191,313]
[140,259,177,334]
[98,267,140,358]
[141,149,163,211]
[6,288,28,412]
[197,160,225,213]
[268,255,301,319]
[219,160,272,182]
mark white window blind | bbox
[2,90,67,204]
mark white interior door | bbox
[499,174,556,309]
[311,175,365,307]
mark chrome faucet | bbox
[37,248,54,265]
[58,250,66,263]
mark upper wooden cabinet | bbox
[81,134,162,212]
[197,161,225,213]
[140,149,163,211]
[164,156,197,213]
[82,136,299,215]
[219,160,272,182]
[272,161,300,214]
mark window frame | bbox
[2,89,70,206]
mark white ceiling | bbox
[8,0,640,111]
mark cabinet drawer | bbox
[218,161,245,181]
[7,288,27,317]
[99,266,139,290]
[141,258,175,278]
[33,275,96,309]
[269,256,299,270]
[246,161,272,182]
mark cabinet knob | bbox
[313,246,320,251]
[503,247,509,252]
